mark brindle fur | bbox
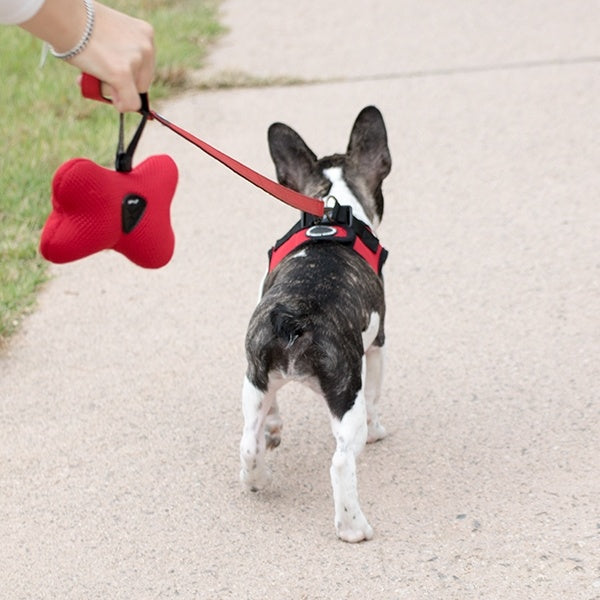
[240,106,391,542]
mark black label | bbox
[121,194,147,233]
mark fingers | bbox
[99,80,112,100]
[110,19,155,111]
[95,27,154,111]
[71,4,155,112]
[110,19,155,112]
[133,19,155,93]
[108,73,143,113]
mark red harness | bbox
[268,211,388,275]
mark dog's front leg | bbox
[329,363,373,542]
[240,375,274,491]
[365,344,387,443]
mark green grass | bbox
[0,0,222,341]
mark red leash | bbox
[80,74,325,217]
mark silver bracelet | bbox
[49,0,95,60]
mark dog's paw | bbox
[240,463,272,492]
[367,420,387,443]
[265,414,283,450]
[265,420,282,449]
[265,431,281,449]
[336,514,374,543]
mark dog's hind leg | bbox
[365,344,387,443]
[329,358,373,542]
[240,375,278,491]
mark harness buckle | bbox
[300,196,353,228]
[325,196,353,227]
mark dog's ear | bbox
[346,106,391,196]
[268,123,319,193]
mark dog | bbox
[239,106,391,542]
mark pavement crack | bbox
[193,55,600,91]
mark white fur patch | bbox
[329,357,373,542]
[322,166,373,228]
[362,311,380,351]
[362,314,387,443]
[240,376,273,491]
[365,345,386,443]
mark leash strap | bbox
[80,74,325,217]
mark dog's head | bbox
[268,106,391,229]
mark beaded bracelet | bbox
[49,0,95,60]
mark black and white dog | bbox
[240,106,391,542]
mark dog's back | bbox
[246,242,384,419]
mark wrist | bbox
[20,0,92,55]
[49,0,95,59]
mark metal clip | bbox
[323,196,353,226]
[322,196,338,223]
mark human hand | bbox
[20,0,155,113]
[68,3,155,112]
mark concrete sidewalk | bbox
[2,1,599,598]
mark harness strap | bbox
[268,214,388,275]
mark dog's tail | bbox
[270,302,314,351]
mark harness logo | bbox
[306,225,337,238]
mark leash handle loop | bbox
[80,73,112,104]
[79,74,325,217]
